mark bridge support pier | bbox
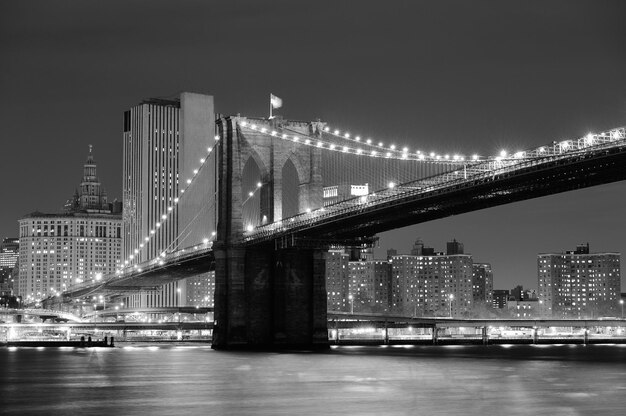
[482,326,488,345]
[212,243,329,350]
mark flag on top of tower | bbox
[270,94,282,109]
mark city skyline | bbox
[2,0,626,290]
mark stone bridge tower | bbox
[212,115,329,349]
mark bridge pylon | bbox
[212,116,328,349]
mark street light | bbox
[348,294,354,314]
[99,295,105,322]
[448,294,454,318]
[620,299,624,319]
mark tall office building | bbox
[390,240,473,317]
[472,263,493,306]
[538,244,621,318]
[17,147,122,302]
[122,93,216,307]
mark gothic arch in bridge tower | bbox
[241,156,264,228]
[279,153,307,220]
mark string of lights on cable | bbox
[115,134,221,276]
[239,120,483,162]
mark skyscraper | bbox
[122,93,216,307]
[538,244,621,318]
[17,147,122,302]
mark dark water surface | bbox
[2,344,626,415]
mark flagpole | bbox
[269,94,272,119]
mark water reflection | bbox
[1,345,625,415]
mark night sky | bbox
[2,0,625,290]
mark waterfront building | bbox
[390,240,473,317]
[326,249,349,311]
[373,260,392,312]
[344,257,392,313]
[507,299,539,318]
[538,243,621,318]
[510,285,526,301]
[348,260,375,309]
[472,262,493,306]
[122,93,216,308]
[17,147,122,302]
[492,289,509,309]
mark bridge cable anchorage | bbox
[240,124,626,240]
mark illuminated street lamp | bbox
[448,294,454,318]
[620,299,624,319]
[98,295,105,322]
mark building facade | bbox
[492,289,509,309]
[390,240,473,317]
[326,249,349,311]
[17,147,122,303]
[0,238,19,296]
[122,93,216,308]
[472,263,494,306]
[538,244,621,318]
[0,238,19,269]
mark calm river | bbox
[2,344,626,415]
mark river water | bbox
[2,344,626,415]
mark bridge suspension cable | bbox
[117,135,221,276]
[242,125,626,241]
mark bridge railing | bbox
[244,126,626,242]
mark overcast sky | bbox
[1,0,625,289]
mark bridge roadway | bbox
[57,246,214,300]
[82,307,213,318]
